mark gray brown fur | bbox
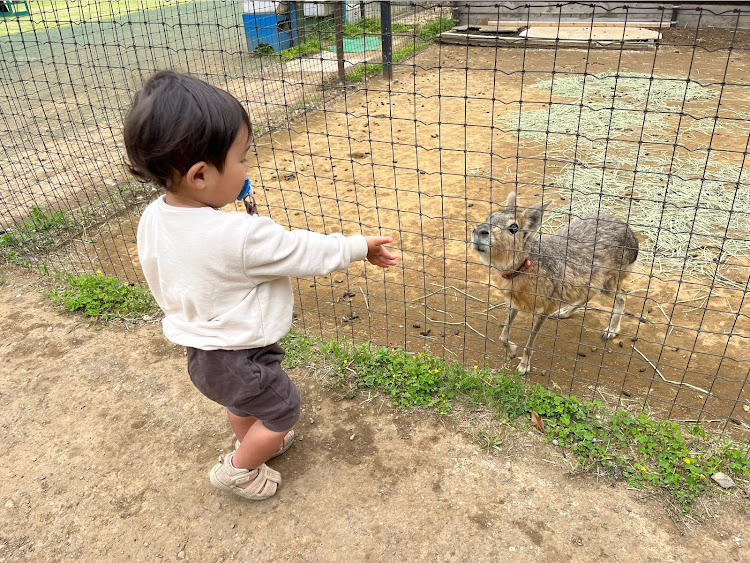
[471,192,639,374]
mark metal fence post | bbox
[380,1,392,80]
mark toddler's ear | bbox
[185,161,209,190]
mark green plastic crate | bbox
[0,1,30,18]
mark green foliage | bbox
[281,331,749,510]
[476,431,504,454]
[280,329,317,369]
[278,18,414,61]
[324,341,453,412]
[343,17,412,38]
[1,205,73,249]
[346,61,383,83]
[1,205,76,264]
[47,273,157,321]
[606,413,750,507]
[278,15,450,72]
[254,43,276,56]
[280,37,327,61]
[418,16,454,41]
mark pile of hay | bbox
[495,73,750,284]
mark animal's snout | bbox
[472,224,491,253]
[473,225,490,242]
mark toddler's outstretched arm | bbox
[365,236,398,268]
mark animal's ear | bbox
[522,203,543,234]
[503,191,517,209]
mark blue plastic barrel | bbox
[243,12,294,52]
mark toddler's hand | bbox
[365,236,398,268]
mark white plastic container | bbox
[303,2,334,17]
[344,2,362,23]
[244,1,281,14]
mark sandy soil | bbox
[1,263,749,563]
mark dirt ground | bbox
[9,37,749,430]
[2,263,750,562]
[237,42,750,431]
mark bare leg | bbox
[516,314,547,375]
[500,306,519,356]
[227,410,257,443]
[232,420,289,473]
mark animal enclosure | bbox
[2,1,750,435]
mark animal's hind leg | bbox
[549,301,584,320]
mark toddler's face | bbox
[213,127,252,207]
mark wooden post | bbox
[334,1,345,84]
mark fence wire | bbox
[2,1,750,435]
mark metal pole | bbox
[380,1,392,81]
[334,1,346,84]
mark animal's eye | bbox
[508,223,519,234]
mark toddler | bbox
[124,70,397,500]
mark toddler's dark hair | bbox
[123,70,251,190]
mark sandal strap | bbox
[241,464,281,497]
[226,467,259,487]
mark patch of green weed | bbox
[283,332,749,510]
[280,329,318,369]
[344,16,453,84]
[418,16,454,41]
[47,272,157,321]
[324,341,453,412]
[1,205,73,250]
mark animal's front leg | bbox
[516,314,547,375]
[602,292,626,341]
[500,306,519,356]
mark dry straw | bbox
[496,73,750,285]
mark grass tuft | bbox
[283,331,750,511]
[47,272,158,321]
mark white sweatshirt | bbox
[137,195,368,350]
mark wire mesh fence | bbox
[2,1,750,435]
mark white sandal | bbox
[209,452,281,500]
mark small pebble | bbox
[625,505,633,512]
[309,418,315,424]
[639,367,647,373]
[552,439,559,446]
[47,326,53,332]
[350,434,356,441]
[712,472,735,489]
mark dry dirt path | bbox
[1,264,748,562]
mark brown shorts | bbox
[186,343,300,432]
